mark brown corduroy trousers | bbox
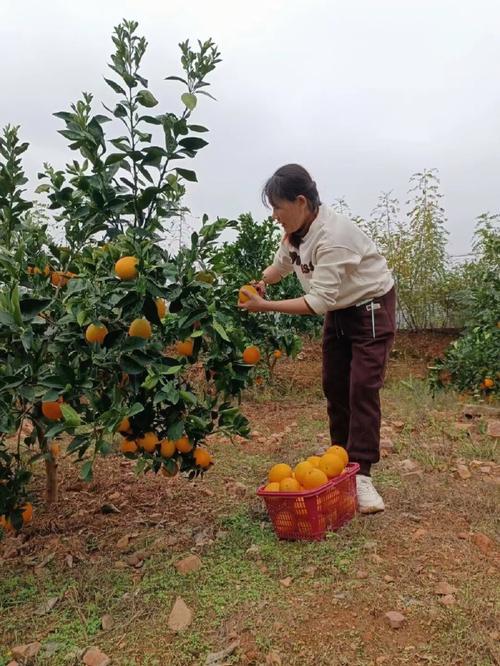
[322,287,396,476]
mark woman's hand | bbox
[238,287,269,312]
[251,279,267,297]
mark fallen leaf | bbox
[35,596,59,615]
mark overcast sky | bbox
[2,0,499,255]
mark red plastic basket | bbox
[257,462,359,541]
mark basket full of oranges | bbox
[257,445,359,541]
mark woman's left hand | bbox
[237,288,270,313]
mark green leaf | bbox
[188,124,209,133]
[60,403,81,427]
[167,420,184,440]
[179,137,209,151]
[120,355,146,375]
[181,93,197,111]
[176,168,197,182]
[20,298,51,319]
[136,90,158,108]
[212,320,230,342]
[80,460,93,482]
[0,311,16,327]
[104,78,126,95]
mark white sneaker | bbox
[356,475,385,514]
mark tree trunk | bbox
[35,422,58,504]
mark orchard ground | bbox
[1,332,499,666]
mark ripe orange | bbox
[238,284,258,303]
[175,436,193,453]
[128,318,152,339]
[194,448,212,469]
[28,265,51,276]
[50,271,75,287]
[279,477,301,492]
[319,453,345,479]
[21,503,33,524]
[268,463,293,483]
[117,417,131,434]
[264,482,281,492]
[273,350,282,359]
[156,298,167,319]
[136,432,159,453]
[176,339,194,356]
[120,439,138,454]
[41,400,63,421]
[326,445,349,466]
[160,439,176,458]
[307,455,321,468]
[243,345,260,365]
[85,323,108,344]
[484,377,494,389]
[115,256,138,280]
[302,467,329,490]
[294,460,313,485]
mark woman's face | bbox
[270,195,312,234]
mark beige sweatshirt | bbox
[272,204,394,315]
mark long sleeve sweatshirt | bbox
[272,204,394,314]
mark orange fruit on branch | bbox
[160,439,176,458]
[176,339,194,356]
[115,256,138,280]
[120,439,138,454]
[85,323,109,345]
[117,417,131,434]
[483,377,494,389]
[41,400,63,421]
[194,447,212,469]
[128,318,152,339]
[273,350,282,359]
[155,298,167,319]
[242,345,260,365]
[136,432,159,453]
[21,503,33,524]
[175,436,193,454]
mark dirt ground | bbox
[1,332,499,666]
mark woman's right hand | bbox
[251,280,267,297]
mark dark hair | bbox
[262,164,321,212]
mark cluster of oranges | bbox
[83,256,167,347]
[238,285,284,366]
[28,265,76,287]
[116,418,213,475]
[264,445,349,493]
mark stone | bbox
[168,596,193,632]
[356,569,369,579]
[82,647,111,666]
[116,534,131,550]
[413,528,428,539]
[439,594,456,606]
[486,420,500,438]
[279,576,293,587]
[455,464,471,480]
[101,614,114,630]
[392,420,405,430]
[225,481,247,498]
[384,575,395,583]
[11,643,42,662]
[174,554,202,575]
[454,422,471,431]
[434,581,457,596]
[472,532,494,553]
[400,459,420,474]
[384,611,406,629]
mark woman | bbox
[238,164,396,513]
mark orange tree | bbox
[429,214,500,396]
[0,20,253,532]
[208,213,321,378]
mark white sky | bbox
[2,0,499,255]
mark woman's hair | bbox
[262,164,321,213]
